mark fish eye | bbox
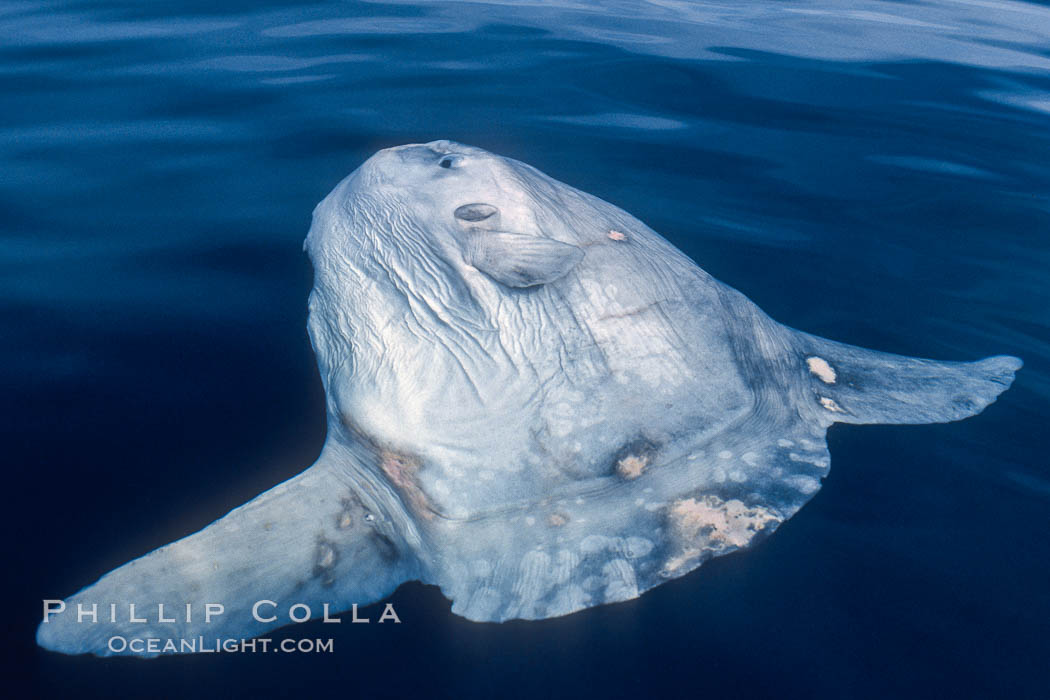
[454,203,498,222]
[438,154,463,169]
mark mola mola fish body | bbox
[37,141,1021,656]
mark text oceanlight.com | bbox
[108,636,335,654]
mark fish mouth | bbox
[383,139,484,159]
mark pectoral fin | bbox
[36,454,419,657]
[464,230,584,288]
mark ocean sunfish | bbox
[37,141,1021,656]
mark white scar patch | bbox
[663,496,782,574]
[616,454,649,479]
[820,396,845,413]
[806,356,837,384]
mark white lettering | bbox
[205,603,224,623]
[289,603,311,623]
[42,599,65,622]
[378,603,401,624]
[77,603,97,623]
[351,603,369,623]
[157,603,175,623]
[252,599,277,623]
[128,604,146,623]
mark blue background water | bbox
[5,0,1049,697]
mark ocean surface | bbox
[5,1,1049,697]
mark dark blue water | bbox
[5,1,1049,697]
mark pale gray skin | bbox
[38,141,1021,656]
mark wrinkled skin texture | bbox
[38,141,1021,655]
